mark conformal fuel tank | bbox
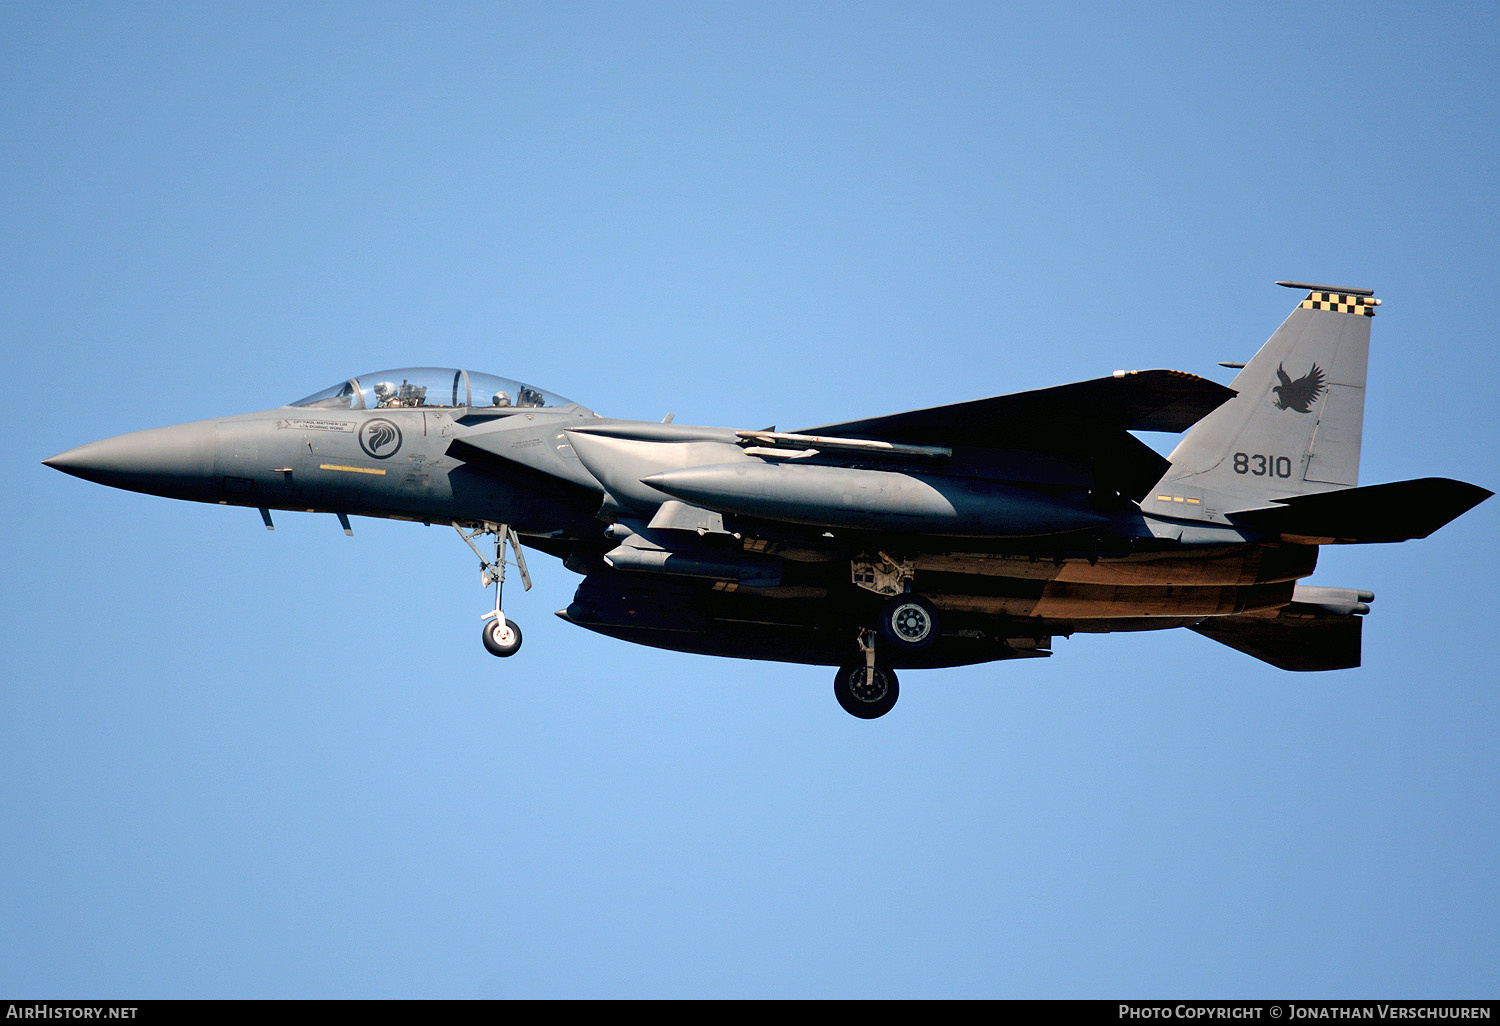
[642,462,1107,537]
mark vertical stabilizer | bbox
[1141,282,1377,522]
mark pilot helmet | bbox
[493,391,511,407]
[374,381,396,401]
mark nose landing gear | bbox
[456,522,531,659]
[482,615,523,657]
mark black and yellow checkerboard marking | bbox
[1301,291,1378,316]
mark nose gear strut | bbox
[455,522,531,658]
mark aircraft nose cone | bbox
[45,422,218,497]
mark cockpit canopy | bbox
[290,368,574,412]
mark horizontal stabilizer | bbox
[797,370,1235,448]
[1190,612,1361,671]
[1189,590,1368,671]
[1228,477,1492,544]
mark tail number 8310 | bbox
[1233,453,1293,478]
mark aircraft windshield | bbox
[290,368,572,411]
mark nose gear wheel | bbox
[482,616,523,657]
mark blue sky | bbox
[3,2,1497,998]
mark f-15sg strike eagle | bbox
[46,282,1490,717]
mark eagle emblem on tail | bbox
[1272,362,1325,413]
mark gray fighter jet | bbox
[45,282,1491,717]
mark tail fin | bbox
[1142,282,1378,522]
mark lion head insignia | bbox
[1272,362,1326,413]
[359,418,402,459]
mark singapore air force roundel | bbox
[359,418,403,459]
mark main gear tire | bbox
[877,595,939,651]
[833,662,899,719]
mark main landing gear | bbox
[455,522,531,659]
[834,628,900,719]
[877,594,939,651]
[832,592,941,718]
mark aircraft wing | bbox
[796,370,1235,449]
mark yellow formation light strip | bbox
[1154,495,1201,504]
[319,463,387,476]
[1301,291,1379,316]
